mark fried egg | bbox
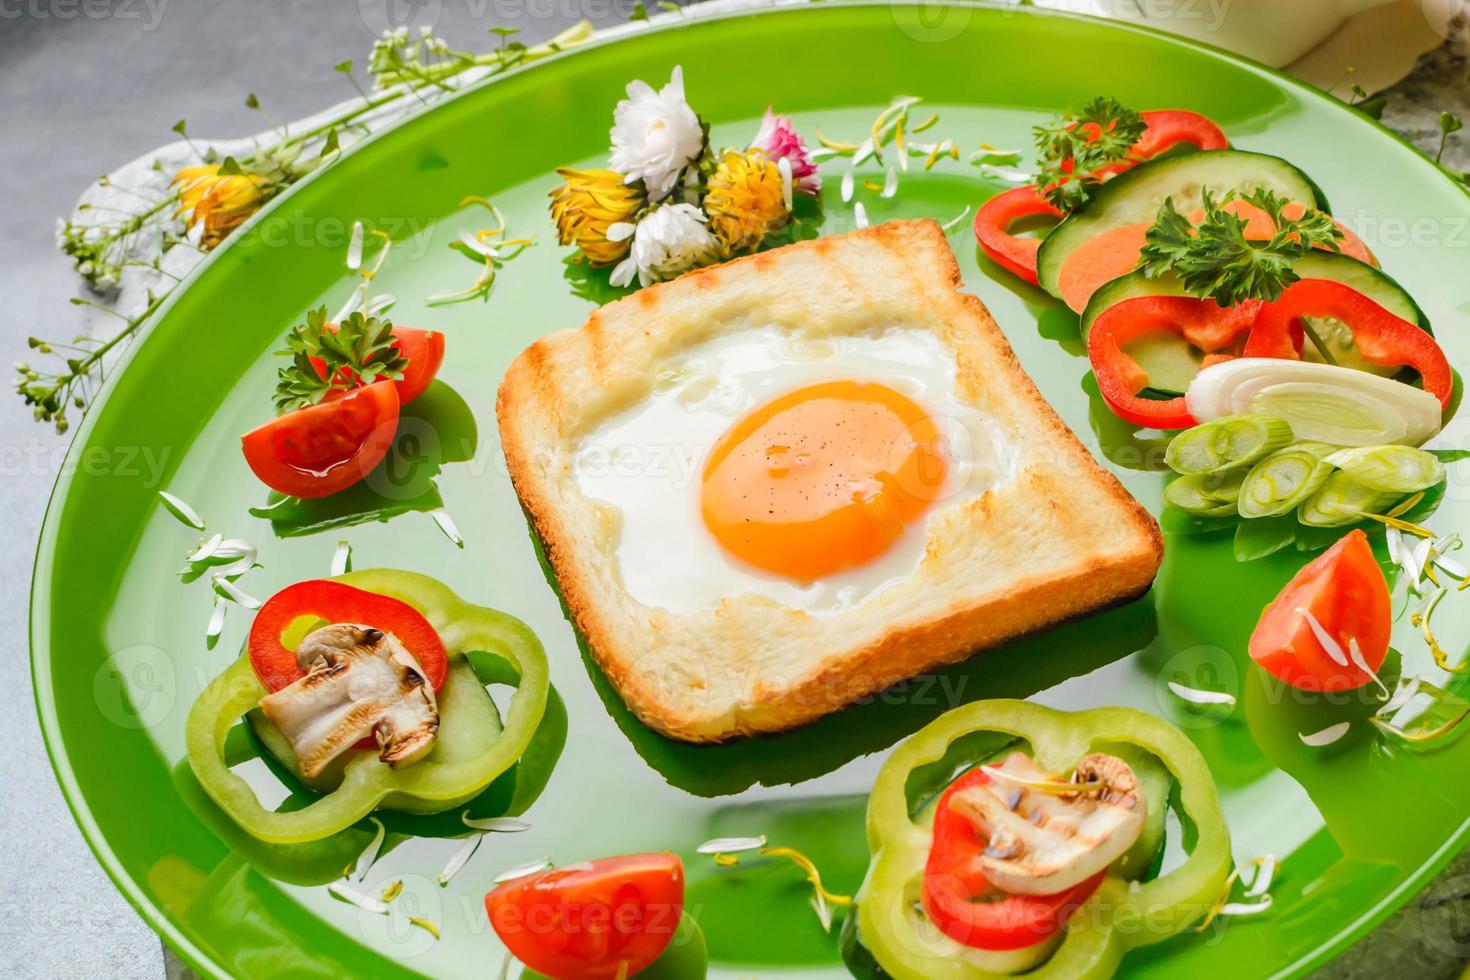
[572,325,1015,614]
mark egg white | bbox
[571,325,1016,615]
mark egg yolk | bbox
[700,380,950,582]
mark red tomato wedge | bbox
[309,325,446,405]
[487,853,685,980]
[975,110,1227,286]
[241,381,400,499]
[1088,295,1263,429]
[248,579,449,692]
[1249,530,1390,692]
[922,768,1103,951]
[1245,279,1452,407]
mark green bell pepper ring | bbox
[854,699,1231,980]
[185,569,550,844]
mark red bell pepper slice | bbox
[1088,295,1263,429]
[248,579,449,693]
[974,186,1064,285]
[922,768,1104,951]
[1245,279,1452,408]
[975,110,1228,284]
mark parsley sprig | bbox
[273,306,407,413]
[1139,188,1343,306]
[1033,97,1147,211]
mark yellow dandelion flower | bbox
[704,149,792,256]
[549,167,644,267]
[172,164,271,249]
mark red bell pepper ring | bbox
[973,186,1064,285]
[921,768,1104,951]
[975,110,1228,285]
[1089,295,1263,429]
[1245,279,1452,408]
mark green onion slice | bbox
[1164,470,1246,516]
[1298,471,1398,527]
[1238,442,1336,519]
[1165,414,1293,475]
[1325,445,1446,494]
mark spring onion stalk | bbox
[1298,472,1399,527]
[1165,414,1294,475]
[1237,442,1335,519]
[1325,446,1446,493]
[1164,470,1245,516]
[1186,359,1443,447]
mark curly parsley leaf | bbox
[1033,97,1147,211]
[272,306,408,413]
[1139,187,1342,306]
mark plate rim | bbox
[27,3,1470,977]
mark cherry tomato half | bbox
[240,382,399,499]
[487,853,685,980]
[922,769,1103,951]
[309,325,446,406]
[1249,529,1390,692]
[247,579,448,693]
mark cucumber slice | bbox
[1037,149,1328,298]
[1078,253,1430,393]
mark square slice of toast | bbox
[498,219,1162,743]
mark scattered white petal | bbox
[939,205,972,235]
[1437,555,1468,578]
[1219,896,1273,917]
[853,137,876,166]
[606,221,636,243]
[1244,855,1277,899]
[213,575,262,609]
[1390,691,1435,730]
[1411,536,1434,590]
[777,156,793,211]
[1347,638,1389,698]
[437,834,484,886]
[363,293,396,316]
[697,835,767,855]
[205,598,227,643]
[1299,722,1350,747]
[840,166,854,204]
[881,164,897,199]
[810,891,833,932]
[330,539,352,577]
[1300,609,1348,667]
[1379,676,1422,718]
[1167,681,1236,707]
[493,857,552,884]
[354,818,385,882]
[187,533,224,563]
[978,164,1035,183]
[346,222,365,271]
[328,880,389,914]
[429,508,464,548]
[853,202,869,229]
[1386,526,1404,567]
[159,491,205,530]
[496,952,514,980]
[459,230,500,259]
[213,545,258,581]
[809,147,840,161]
[462,815,532,833]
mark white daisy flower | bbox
[608,66,705,201]
[608,203,718,288]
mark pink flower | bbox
[750,108,820,196]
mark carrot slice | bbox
[1056,223,1150,313]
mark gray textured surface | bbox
[0,3,1465,979]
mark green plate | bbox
[30,3,1470,978]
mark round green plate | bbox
[31,3,1470,978]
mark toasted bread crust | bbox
[498,220,1162,742]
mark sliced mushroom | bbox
[948,751,1145,896]
[258,623,439,778]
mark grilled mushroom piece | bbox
[948,751,1146,896]
[258,623,439,778]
